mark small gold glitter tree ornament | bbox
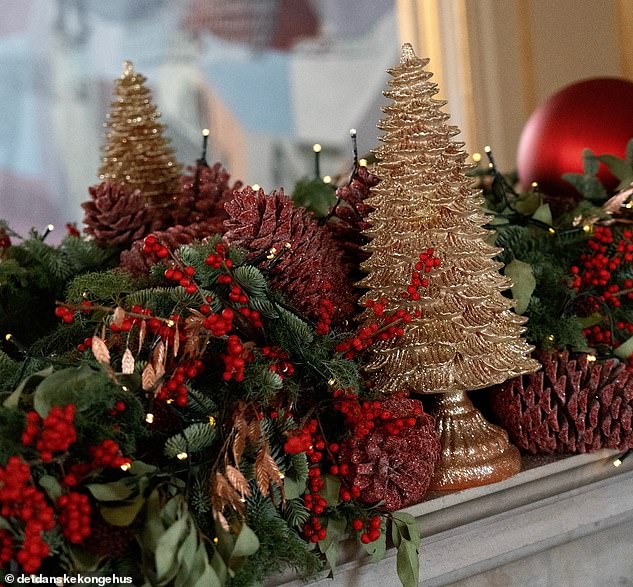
[359,44,540,490]
[98,61,182,206]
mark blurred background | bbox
[0,0,631,236]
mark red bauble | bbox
[517,78,633,200]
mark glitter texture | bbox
[99,61,182,206]
[358,44,540,395]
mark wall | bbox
[397,0,633,169]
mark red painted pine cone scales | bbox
[490,351,633,454]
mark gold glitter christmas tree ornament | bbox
[360,44,540,490]
[98,61,182,206]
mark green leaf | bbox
[231,523,260,560]
[318,516,346,573]
[597,154,632,182]
[396,538,420,587]
[100,495,145,526]
[626,138,633,165]
[69,545,104,573]
[129,460,158,476]
[3,366,53,408]
[319,474,341,507]
[38,475,62,501]
[33,365,103,417]
[582,149,598,175]
[504,259,536,315]
[614,335,633,359]
[86,481,133,502]
[577,313,604,329]
[531,203,552,227]
[155,515,188,582]
[283,475,307,500]
[362,527,386,562]
[292,178,337,217]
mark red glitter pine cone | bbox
[489,351,633,454]
[338,397,440,510]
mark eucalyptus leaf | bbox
[155,515,188,582]
[626,138,633,165]
[86,481,133,502]
[396,538,420,587]
[319,474,341,507]
[597,154,632,182]
[362,527,386,562]
[69,545,104,573]
[3,366,53,408]
[582,149,598,175]
[231,523,260,561]
[504,259,536,315]
[614,335,633,360]
[284,475,307,500]
[38,475,62,501]
[531,203,552,227]
[318,515,346,572]
[100,495,145,526]
[33,365,103,417]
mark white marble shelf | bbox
[271,449,633,587]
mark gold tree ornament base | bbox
[429,390,521,491]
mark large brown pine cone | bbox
[489,351,633,454]
[119,222,212,275]
[82,181,161,247]
[223,186,355,323]
[327,166,379,277]
[171,161,242,233]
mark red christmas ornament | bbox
[517,78,633,200]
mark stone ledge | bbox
[271,449,633,586]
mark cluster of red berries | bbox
[335,305,414,359]
[403,249,439,300]
[165,264,197,295]
[238,306,264,328]
[222,335,251,382]
[0,529,12,566]
[77,336,93,352]
[570,226,633,348]
[352,515,382,544]
[54,305,75,323]
[316,297,335,335]
[262,346,295,379]
[90,439,130,469]
[66,222,81,237]
[22,405,76,462]
[109,400,127,417]
[332,391,420,440]
[142,234,169,259]
[205,243,231,269]
[156,359,204,405]
[0,456,54,572]
[57,492,91,544]
[203,307,235,337]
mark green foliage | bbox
[391,513,421,587]
[140,492,222,586]
[229,492,320,587]
[66,270,143,304]
[164,422,217,458]
[291,178,337,217]
[0,233,117,344]
[562,149,608,201]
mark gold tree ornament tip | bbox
[123,61,134,75]
[400,43,417,63]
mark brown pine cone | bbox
[327,166,379,277]
[489,351,633,454]
[119,222,212,275]
[82,181,161,247]
[223,186,355,323]
[171,161,242,233]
